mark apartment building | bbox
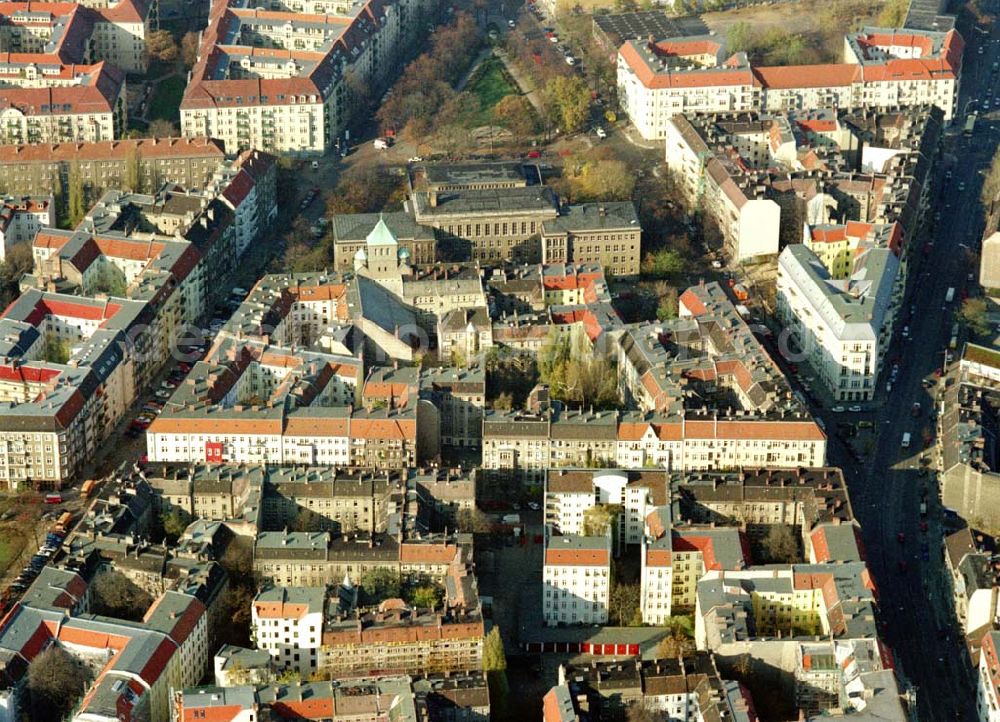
[145,336,440,468]
[944,527,999,640]
[252,586,325,674]
[664,107,940,262]
[253,531,469,587]
[542,533,611,626]
[544,469,668,546]
[620,26,962,141]
[0,568,210,722]
[0,61,126,144]
[777,242,900,401]
[0,194,53,258]
[979,630,1000,722]
[176,674,491,722]
[0,138,226,198]
[547,656,758,722]
[181,0,435,154]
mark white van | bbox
[901,432,911,448]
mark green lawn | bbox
[465,56,518,127]
[148,75,186,123]
[0,533,25,576]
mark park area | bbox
[463,55,521,128]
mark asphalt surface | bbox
[816,21,1000,722]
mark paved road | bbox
[820,19,1000,721]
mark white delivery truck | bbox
[945,287,955,303]
[901,432,911,448]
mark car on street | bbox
[848,405,862,413]
[831,406,845,413]
[594,127,606,139]
[897,532,906,544]
[507,19,515,27]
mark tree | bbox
[161,508,189,542]
[146,30,179,63]
[181,31,200,68]
[655,616,695,658]
[959,297,991,339]
[878,0,908,27]
[654,282,678,321]
[292,508,326,532]
[89,261,128,296]
[760,524,799,564]
[26,646,92,721]
[492,391,514,410]
[89,569,154,621]
[0,244,31,309]
[492,95,537,138]
[582,505,617,536]
[642,248,686,279]
[565,159,635,202]
[360,567,401,604]
[407,585,441,609]
[456,507,493,533]
[537,329,619,409]
[608,581,640,626]
[147,119,179,138]
[542,75,590,134]
[67,160,86,228]
[41,332,70,364]
[483,627,509,716]
[123,148,144,193]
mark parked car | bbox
[594,127,607,139]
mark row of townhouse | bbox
[543,655,757,722]
[0,137,226,199]
[176,674,491,722]
[663,105,941,261]
[619,27,962,141]
[252,530,470,587]
[251,557,482,677]
[0,0,160,144]
[180,0,438,154]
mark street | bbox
[817,18,1000,721]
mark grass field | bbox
[148,75,186,122]
[0,533,26,577]
[465,55,518,127]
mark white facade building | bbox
[777,243,899,402]
[251,586,325,675]
[542,534,611,627]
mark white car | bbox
[408,156,423,163]
[831,406,845,413]
[848,405,862,413]
[507,19,515,27]
[565,56,575,66]
[549,35,558,43]
[711,260,723,269]
[595,127,607,139]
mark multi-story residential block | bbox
[483,282,825,481]
[542,533,611,626]
[545,655,758,722]
[0,137,226,198]
[253,531,470,587]
[0,567,210,722]
[978,630,1000,722]
[0,194,53,258]
[664,107,941,262]
[419,366,485,448]
[176,673,491,722]
[777,242,900,402]
[181,0,436,154]
[252,586,325,674]
[544,469,668,546]
[620,27,962,141]
[944,527,998,640]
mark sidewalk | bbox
[494,49,545,116]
